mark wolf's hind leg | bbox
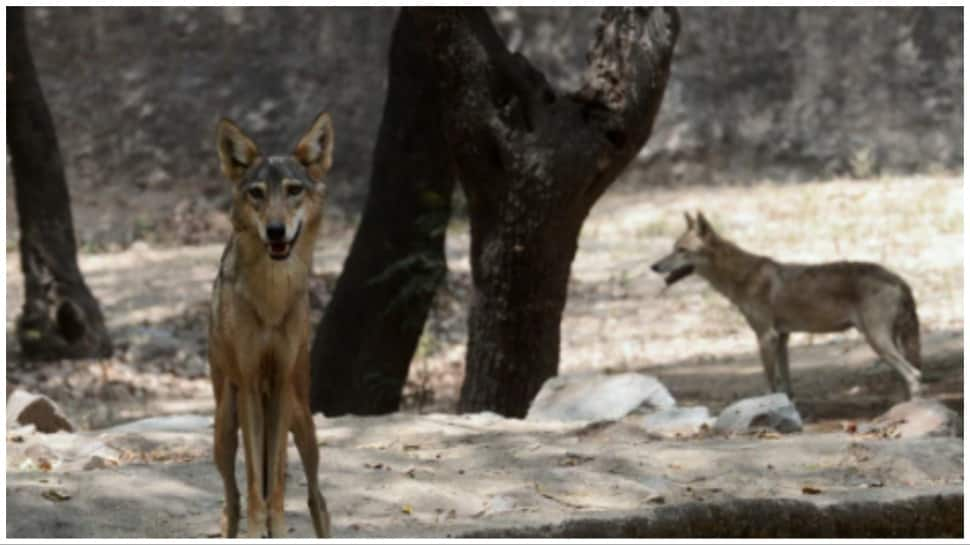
[862,326,922,399]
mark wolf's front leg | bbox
[756,329,782,394]
[264,379,292,538]
[238,383,268,538]
[213,379,240,537]
[775,332,793,399]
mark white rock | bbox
[527,373,675,422]
[868,399,962,439]
[6,389,74,433]
[714,393,802,434]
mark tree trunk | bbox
[411,7,680,416]
[310,9,456,415]
[7,7,113,361]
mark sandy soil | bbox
[5,174,964,429]
[6,413,964,538]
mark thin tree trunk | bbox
[309,9,456,415]
[7,7,113,361]
[410,7,680,416]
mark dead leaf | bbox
[42,489,72,502]
[403,444,420,451]
[401,504,413,515]
[801,486,822,495]
[559,452,595,467]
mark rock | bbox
[103,414,213,434]
[714,393,802,434]
[6,389,75,433]
[527,373,675,422]
[6,427,120,473]
[83,455,117,471]
[641,406,714,436]
[126,327,182,362]
[867,399,962,439]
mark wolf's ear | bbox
[294,112,333,182]
[684,211,695,230]
[696,211,714,237]
[216,119,260,182]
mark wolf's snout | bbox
[266,223,286,242]
[651,263,662,273]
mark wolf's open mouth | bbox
[267,224,301,260]
[268,241,291,260]
[665,265,695,286]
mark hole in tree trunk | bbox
[605,130,627,149]
[55,300,86,343]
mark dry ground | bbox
[5,174,964,429]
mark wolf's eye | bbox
[286,185,304,197]
[247,186,265,200]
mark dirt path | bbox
[6,413,964,538]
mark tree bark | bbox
[410,7,680,416]
[310,9,456,415]
[7,7,113,361]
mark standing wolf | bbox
[651,212,922,400]
[208,112,333,538]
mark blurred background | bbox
[6,7,961,249]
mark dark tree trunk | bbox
[310,9,456,415]
[410,7,680,416]
[7,7,112,361]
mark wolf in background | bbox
[652,212,923,401]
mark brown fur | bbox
[209,112,333,538]
[652,212,923,400]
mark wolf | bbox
[651,212,922,400]
[208,112,333,538]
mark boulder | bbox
[641,406,714,436]
[867,399,962,439]
[6,389,74,433]
[6,427,120,473]
[714,393,802,434]
[527,373,675,422]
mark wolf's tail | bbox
[894,284,922,369]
